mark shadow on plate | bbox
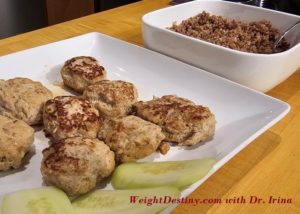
[33,124,44,132]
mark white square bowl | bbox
[142,0,300,92]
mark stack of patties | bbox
[57,56,167,163]
[41,57,115,196]
[83,79,166,163]
[0,77,53,171]
[40,56,216,196]
[41,56,165,195]
[41,56,166,195]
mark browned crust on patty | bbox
[41,137,115,196]
[83,80,138,118]
[64,56,105,80]
[43,139,93,174]
[43,96,100,141]
[133,95,216,146]
[61,56,107,93]
[99,115,165,163]
[44,96,99,131]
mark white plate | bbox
[0,33,289,209]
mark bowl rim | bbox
[142,0,300,57]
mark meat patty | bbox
[43,96,100,141]
[61,56,107,93]
[98,115,165,163]
[0,115,34,171]
[83,80,138,118]
[133,95,216,146]
[0,77,53,125]
[41,137,115,196]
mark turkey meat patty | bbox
[43,96,100,141]
[98,115,165,163]
[133,95,216,146]
[61,56,107,93]
[0,77,53,125]
[83,80,138,118]
[0,115,34,171]
[41,137,115,196]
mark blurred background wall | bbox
[0,0,139,39]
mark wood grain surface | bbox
[0,0,299,213]
[46,0,94,25]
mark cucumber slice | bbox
[2,187,73,214]
[72,186,180,214]
[112,158,216,190]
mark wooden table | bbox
[0,0,299,213]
